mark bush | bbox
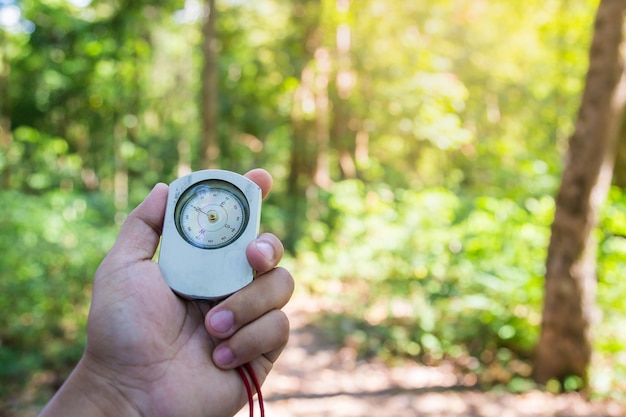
[295,179,626,397]
[0,190,117,399]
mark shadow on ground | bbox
[239,295,625,417]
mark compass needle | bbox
[192,205,210,216]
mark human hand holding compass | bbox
[38,169,294,417]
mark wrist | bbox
[38,355,142,417]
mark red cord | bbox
[237,363,265,417]
[244,363,265,417]
[236,366,254,417]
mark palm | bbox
[86,259,248,417]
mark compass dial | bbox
[174,180,249,249]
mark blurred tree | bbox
[284,0,323,250]
[331,0,357,180]
[535,0,626,388]
[0,29,12,188]
[201,0,219,169]
[111,1,154,213]
[612,132,626,187]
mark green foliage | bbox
[592,187,626,400]
[297,180,626,398]
[297,179,550,384]
[0,189,117,398]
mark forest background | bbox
[1,0,626,413]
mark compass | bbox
[175,179,249,249]
[158,170,262,300]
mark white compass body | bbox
[158,170,262,300]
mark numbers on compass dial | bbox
[174,180,249,249]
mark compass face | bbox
[174,180,250,249]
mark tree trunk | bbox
[0,31,12,188]
[314,47,332,189]
[285,0,323,252]
[113,121,129,215]
[534,0,626,387]
[612,128,626,187]
[333,0,357,179]
[201,0,219,169]
[286,65,318,252]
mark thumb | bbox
[106,183,169,265]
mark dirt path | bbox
[240,296,625,417]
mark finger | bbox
[212,309,290,369]
[205,267,294,339]
[244,168,272,199]
[107,183,169,264]
[246,233,284,274]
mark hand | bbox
[39,169,294,417]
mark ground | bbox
[235,296,625,417]
[4,295,624,417]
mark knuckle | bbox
[273,267,295,296]
[272,311,291,344]
[242,312,289,356]
[239,288,263,318]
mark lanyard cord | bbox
[237,363,265,417]
[196,302,264,415]
[198,302,264,415]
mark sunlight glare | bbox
[68,0,92,8]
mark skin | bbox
[38,169,294,417]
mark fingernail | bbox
[214,346,235,367]
[255,240,274,262]
[209,310,234,334]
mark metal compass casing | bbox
[158,170,262,300]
